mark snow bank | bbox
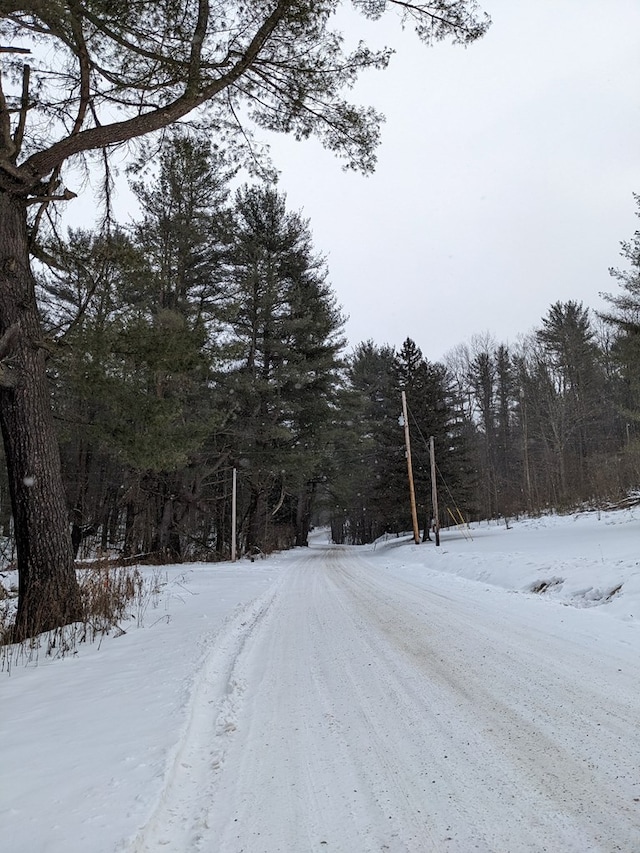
[366,508,640,623]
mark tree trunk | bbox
[153,477,182,561]
[123,498,136,557]
[246,485,267,553]
[294,482,315,547]
[0,191,82,640]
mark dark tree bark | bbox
[0,192,83,639]
[294,482,316,547]
[246,485,268,554]
[152,479,182,562]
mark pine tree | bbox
[43,228,135,559]
[396,338,474,533]
[47,138,234,562]
[326,342,399,543]
[224,185,344,552]
[330,338,473,543]
[600,195,640,426]
[535,301,606,502]
[118,137,233,559]
[494,344,516,512]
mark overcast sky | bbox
[261,0,640,361]
[72,0,640,364]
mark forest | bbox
[1,136,637,563]
[1,1,638,642]
[0,0,496,639]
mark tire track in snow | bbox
[125,578,283,853]
[205,549,440,853]
[127,545,640,852]
[330,549,640,851]
[209,547,640,852]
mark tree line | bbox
[0,0,490,639]
[321,218,640,544]
[36,137,345,562]
[3,1,638,642]
[2,140,638,567]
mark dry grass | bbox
[0,561,164,672]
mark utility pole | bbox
[231,468,237,562]
[401,391,421,544]
[429,435,440,547]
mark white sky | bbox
[68,0,640,363]
[263,0,640,361]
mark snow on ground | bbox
[375,508,640,621]
[3,508,640,852]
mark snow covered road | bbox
[129,544,640,853]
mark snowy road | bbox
[129,544,640,853]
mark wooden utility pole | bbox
[401,391,421,544]
[429,435,440,547]
[231,468,237,562]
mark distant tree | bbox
[331,341,400,543]
[537,301,599,396]
[467,343,498,515]
[395,338,431,530]
[600,194,640,325]
[449,336,531,518]
[535,300,606,501]
[395,337,467,535]
[600,194,640,422]
[494,343,517,511]
[331,337,472,543]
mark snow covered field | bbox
[3,509,640,852]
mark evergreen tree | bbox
[396,338,475,532]
[45,228,135,559]
[47,138,234,562]
[129,135,233,323]
[600,195,640,424]
[330,337,473,543]
[224,185,344,552]
[117,136,233,559]
[467,344,498,516]
[334,341,401,543]
[535,301,607,501]
[494,344,517,513]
